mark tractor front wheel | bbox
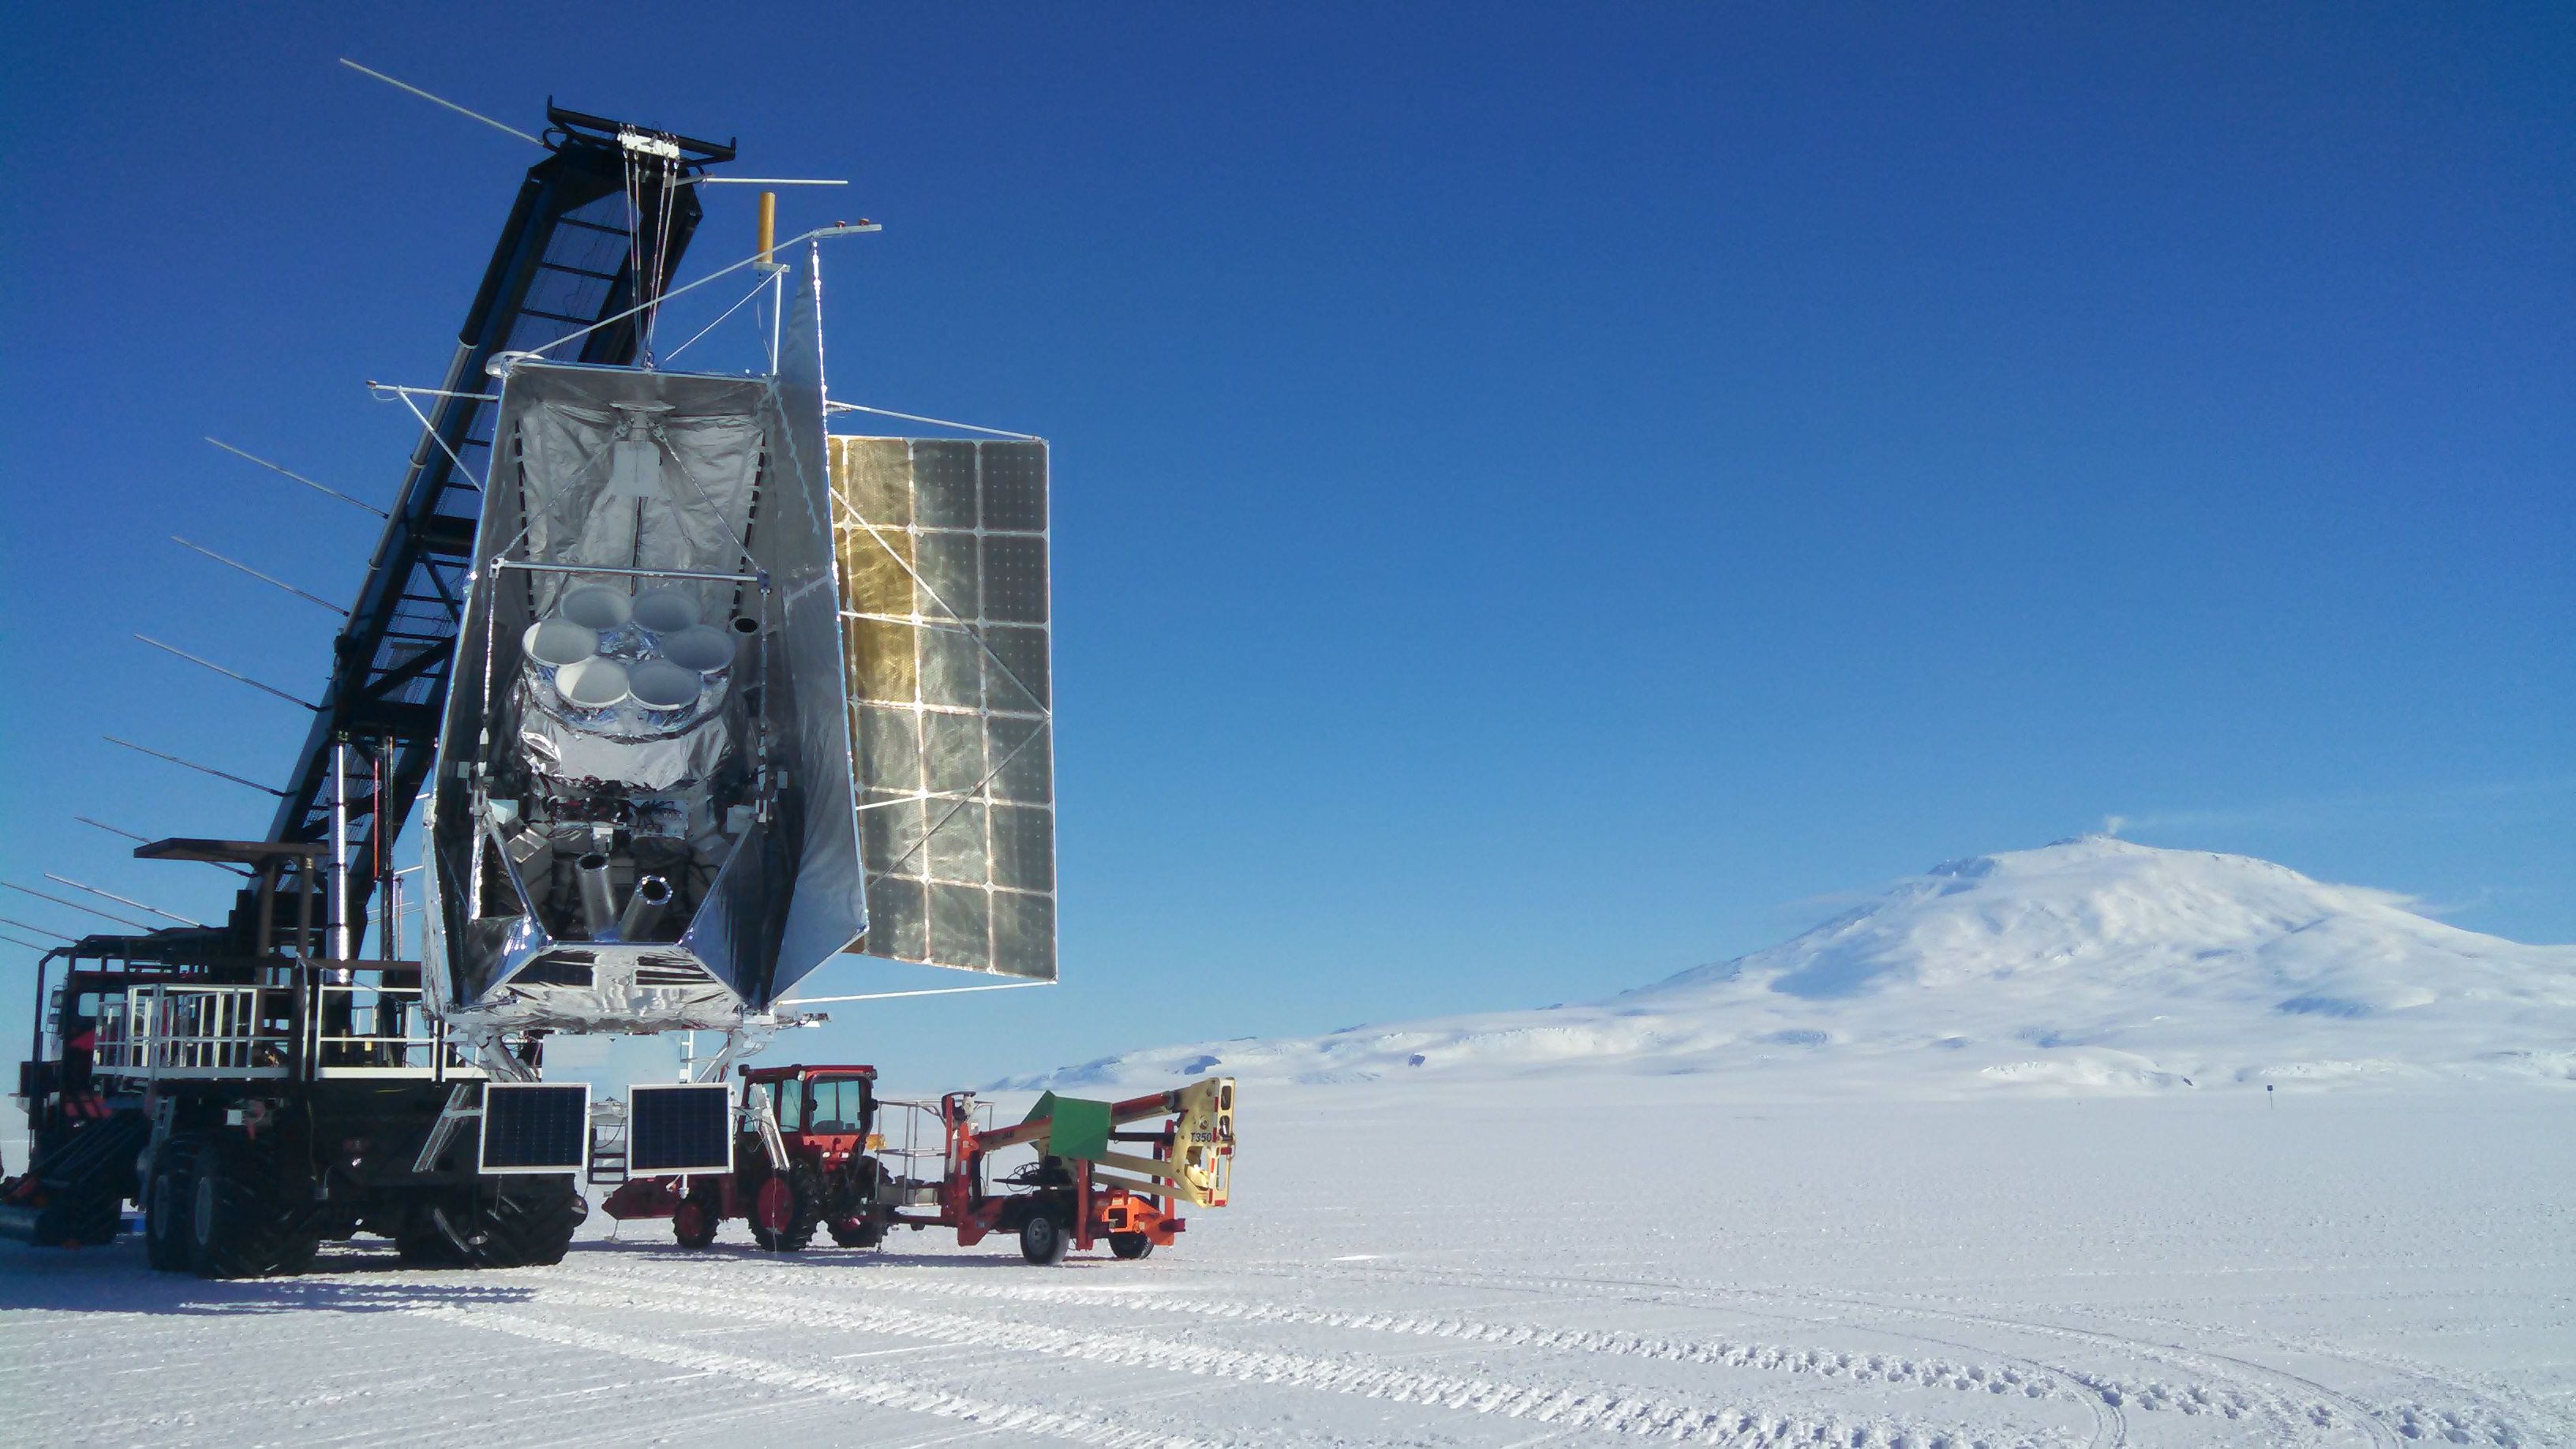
[1109,1232,1155,1260]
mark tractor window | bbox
[769,1080,803,1132]
[810,1079,865,1133]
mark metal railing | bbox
[94,977,473,1084]
[96,985,286,1080]
[305,979,463,1075]
[876,1095,990,1206]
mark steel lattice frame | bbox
[253,107,734,953]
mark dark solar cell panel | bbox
[627,1085,734,1174]
[479,1083,590,1173]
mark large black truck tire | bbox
[395,1213,465,1266]
[145,1134,204,1271]
[188,1136,320,1279]
[27,1190,120,1249]
[440,1178,584,1268]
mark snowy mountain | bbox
[1011,837,2576,1095]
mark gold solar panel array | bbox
[829,436,1056,979]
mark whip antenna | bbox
[339,58,543,147]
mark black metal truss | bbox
[249,107,734,950]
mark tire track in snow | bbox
[564,1254,2078,1409]
[414,1302,1223,1449]
[1962,1297,2563,1448]
[525,1274,2072,1449]
[1233,1257,2428,1447]
[1681,1280,2395,1449]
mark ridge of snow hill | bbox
[1005,837,2576,1096]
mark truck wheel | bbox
[1110,1232,1155,1260]
[1019,1211,1069,1265]
[672,1182,720,1249]
[395,1213,464,1266]
[189,1137,320,1279]
[750,1163,822,1252]
[145,1135,204,1271]
[455,1179,583,1268]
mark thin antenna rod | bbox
[339,58,543,147]
[693,177,850,186]
[206,437,390,519]
[0,882,154,931]
[172,537,348,616]
[826,401,1041,441]
[103,736,290,797]
[40,874,200,927]
[133,635,322,710]
[0,916,75,941]
[778,980,1056,1006]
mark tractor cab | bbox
[744,1064,878,1160]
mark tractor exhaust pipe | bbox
[575,854,617,939]
[619,874,672,942]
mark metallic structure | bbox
[1,105,732,1271]
[7,94,1091,1276]
[421,268,863,1038]
[254,107,732,964]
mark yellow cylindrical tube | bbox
[757,190,777,268]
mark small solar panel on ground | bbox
[628,1084,734,1173]
[479,1083,590,1173]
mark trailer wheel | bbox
[672,1182,720,1249]
[188,1136,320,1279]
[1109,1231,1155,1260]
[1019,1210,1070,1265]
[145,1134,204,1272]
[750,1163,822,1252]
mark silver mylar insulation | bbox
[420,260,865,1034]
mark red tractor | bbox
[603,1064,893,1251]
[600,1067,1237,1264]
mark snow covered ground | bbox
[4,839,2570,1446]
[2,1084,2570,1447]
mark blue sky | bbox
[2,4,2567,1088]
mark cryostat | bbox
[421,267,862,1037]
